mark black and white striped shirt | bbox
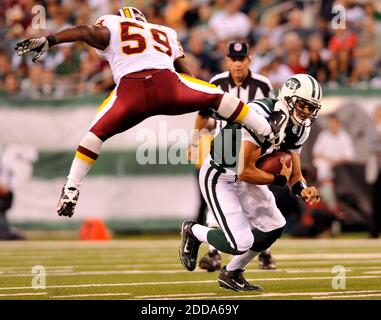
[210,70,275,103]
[199,70,275,132]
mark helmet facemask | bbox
[285,95,321,127]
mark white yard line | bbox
[134,293,217,299]
[313,293,381,299]
[0,239,379,251]
[0,269,188,277]
[2,267,381,277]
[139,290,381,300]
[0,292,47,297]
[50,293,131,298]
[1,275,381,291]
[2,261,381,272]
[2,253,381,263]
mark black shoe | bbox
[179,220,201,271]
[266,109,288,145]
[199,250,222,272]
[218,266,263,292]
[258,251,276,270]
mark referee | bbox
[190,41,277,271]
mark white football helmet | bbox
[119,7,147,23]
[278,73,322,127]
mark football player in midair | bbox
[179,74,321,292]
[15,7,287,217]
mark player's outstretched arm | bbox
[15,25,110,62]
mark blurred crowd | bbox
[1,0,381,98]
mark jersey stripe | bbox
[204,166,220,226]
[97,89,115,113]
[210,168,238,251]
[253,101,271,115]
[179,73,217,89]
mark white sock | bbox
[66,132,103,189]
[242,109,271,136]
[66,158,93,189]
[191,224,211,243]
[226,250,260,271]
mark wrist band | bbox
[291,180,308,197]
[47,35,58,47]
[273,174,287,186]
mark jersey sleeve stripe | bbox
[253,101,271,115]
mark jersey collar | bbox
[228,70,252,89]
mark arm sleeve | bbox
[165,27,185,60]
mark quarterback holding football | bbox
[179,73,321,292]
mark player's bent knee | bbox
[79,132,103,154]
[250,226,285,252]
[236,232,254,253]
[216,93,241,119]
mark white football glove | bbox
[15,37,50,63]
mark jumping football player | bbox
[15,7,286,217]
[179,74,322,292]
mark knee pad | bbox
[236,231,254,253]
[217,93,241,119]
[250,226,284,252]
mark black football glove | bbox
[265,102,289,146]
[15,37,50,63]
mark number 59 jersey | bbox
[95,15,185,86]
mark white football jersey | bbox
[95,15,185,85]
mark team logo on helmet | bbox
[285,78,301,92]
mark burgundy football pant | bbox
[90,69,224,141]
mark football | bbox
[256,151,292,175]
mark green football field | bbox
[0,237,381,300]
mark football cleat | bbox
[199,250,222,272]
[57,187,79,218]
[218,266,263,292]
[258,251,276,270]
[179,220,201,271]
